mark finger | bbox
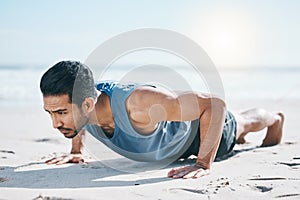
[169,170,185,178]
[46,157,63,164]
[45,157,59,164]
[45,159,54,164]
[169,166,194,178]
[172,170,192,179]
[172,166,192,174]
[56,156,71,165]
[183,171,197,179]
[193,169,210,179]
[167,168,177,177]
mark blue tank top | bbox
[85,81,199,162]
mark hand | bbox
[45,153,84,165]
[167,164,210,179]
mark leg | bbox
[233,108,284,147]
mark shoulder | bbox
[125,85,175,129]
[128,85,177,106]
[126,85,179,120]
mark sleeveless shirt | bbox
[85,81,199,162]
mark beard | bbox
[59,116,89,139]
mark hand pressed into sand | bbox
[45,153,84,165]
[167,164,210,179]
[46,130,84,165]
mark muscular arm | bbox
[127,86,226,178]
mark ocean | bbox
[0,65,299,108]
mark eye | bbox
[58,111,67,115]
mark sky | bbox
[0,0,300,68]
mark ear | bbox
[81,97,95,114]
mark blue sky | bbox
[0,0,300,68]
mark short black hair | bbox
[40,61,97,106]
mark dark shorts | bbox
[180,111,237,159]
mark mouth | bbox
[57,127,79,139]
[58,128,73,135]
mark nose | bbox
[51,115,63,129]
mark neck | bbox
[89,92,113,126]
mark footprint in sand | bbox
[169,177,233,195]
[252,185,273,193]
[0,177,9,183]
[33,194,75,200]
[0,150,15,154]
[284,141,297,145]
[34,138,60,144]
[277,159,300,169]
[274,193,300,198]
[0,149,15,159]
[277,162,300,167]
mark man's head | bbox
[40,61,97,138]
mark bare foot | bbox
[261,112,284,147]
[236,134,246,144]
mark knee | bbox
[253,108,269,121]
[256,108,267,115]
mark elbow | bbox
[211,97,226,109]
[199,96,226,112]
[210,97,227,114]
[200,97,226,120]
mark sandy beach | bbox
[0,93,299,200]
[1,0,300,199]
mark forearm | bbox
[196,99,226,169]
[70,130,85,154]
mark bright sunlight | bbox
[188,8,260,68]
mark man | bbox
[40,61,284,179]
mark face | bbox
[43,94,87,138]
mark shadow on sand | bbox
[0,161,171,189]
[0,145,263,189]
